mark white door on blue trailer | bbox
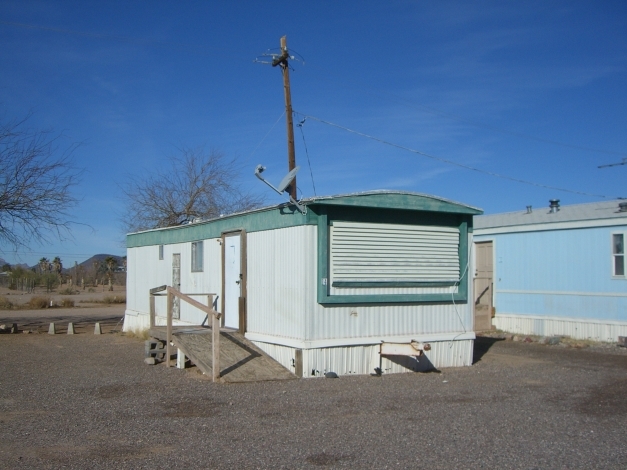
[224,234,241,329]
[473,241,493,331]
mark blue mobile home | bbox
[473,199,627,342]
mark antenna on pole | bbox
[599,158,627,169]
[271,36,298,200]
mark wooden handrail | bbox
[150,285,222,382]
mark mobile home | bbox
[124,190,482,376]
[473,199,627,341]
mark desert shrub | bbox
[27,296,52,309]
[58,287,76,295]
[102,295,126,304]
[0,296,12,309]
[124,329,150,340]
[60,298,75,308]
[88,288,95,293]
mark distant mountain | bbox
[70,254,125,271]
[0,254,124,272]
[0,258,29,271]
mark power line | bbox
[297,118,317,196]
[248,111,285,159]
[294,110,614,199]
[306,67,627,158]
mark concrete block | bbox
[94,322,102,335]
[67,322,75,335]
[177,349,186,369]
[48,323,56,335]
[144,357,156,365]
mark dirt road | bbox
[0,315,626,469]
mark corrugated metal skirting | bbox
[493,313,627,342]
[253,340,473,377]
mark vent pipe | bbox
[526,205,532,214]
[549,199,560,213]
[619,201,627,213]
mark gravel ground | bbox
[1,316,626,469]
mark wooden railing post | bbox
[210,294,220,382]
[149,294,155,329]
[166,288,173,368]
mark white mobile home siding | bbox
[125,191,482,375]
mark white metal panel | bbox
[310,231,474,342]
[330,221,460,282]
[124,237,222,331]
[330,285,458,296]
[303,340,473,377]
[247,225,316,340]
[252,340,473,377]
[251,341,299,374]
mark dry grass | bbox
[0,296,13,310]
[60,298,75,308]
[58,287,77,295]
[123,329,150,340]
[27,296,52,309]
[102,295,126,304]
[78,295,127,305]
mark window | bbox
[330,221,460,286]
[613,233,624,277]
[158,245,164,260]
[191,241,204,272]
[317,214,470,305]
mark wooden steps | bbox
[148,326,296,383]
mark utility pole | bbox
[272,35,297,200]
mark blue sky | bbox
[1,1,626,267]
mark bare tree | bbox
[0,115,81,250]
[121,147,264,233]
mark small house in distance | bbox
[124,190,482,377]
[473,199,627,342]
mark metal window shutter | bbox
[330,221,460,282]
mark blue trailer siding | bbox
[476,225,627,321]
[496,292,627,321]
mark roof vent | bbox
[549,199,560,213]
[549,199,560,214]
[618,202,627,213]
[526,205,532,214]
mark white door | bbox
[224,234,241,329]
